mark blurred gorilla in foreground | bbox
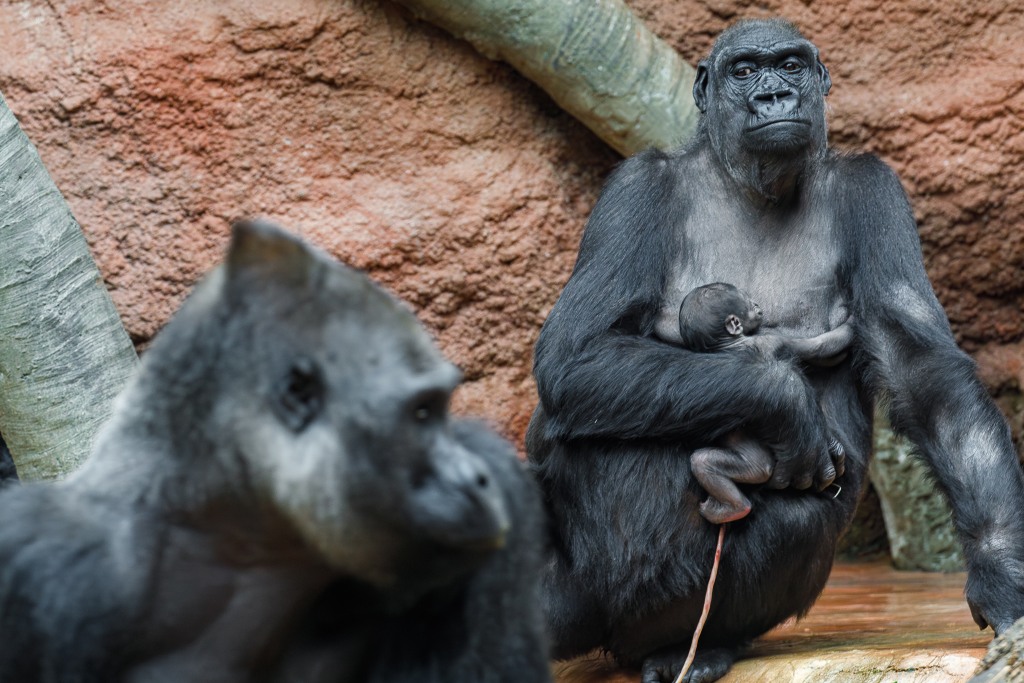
[0,221,551,683]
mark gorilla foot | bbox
[699,497,751,524]
[640,646,736,683]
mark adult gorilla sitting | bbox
[527,17,1024,683]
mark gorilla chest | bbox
[655,211,846,340]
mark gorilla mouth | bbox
[747,119,811,132]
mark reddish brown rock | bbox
[0,0,1021,450]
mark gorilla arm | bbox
[746,317,855,366]
[846,154,1024,634]
[533,150,838,488]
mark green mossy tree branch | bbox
[0,92,138,481]
[393,0,699,156]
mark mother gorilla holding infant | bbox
[527,17,1024,683]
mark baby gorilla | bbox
[678,283,852,524]
[0,221,551,683]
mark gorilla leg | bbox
[542,553,609,660]
[691,433,773,524]
[641,646,738,683]
[530,435,714,662]
[603,483,857,681]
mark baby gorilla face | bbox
[730,288,763,335]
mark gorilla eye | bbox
[409,390,449,425]
[732,65,755,78]
[781,60,802,73]
[274,357,324,432]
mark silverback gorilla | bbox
[0,221,551,683]
[527,18,1024,683]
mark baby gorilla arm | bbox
[745,317,854,367]
[785,317,855,365]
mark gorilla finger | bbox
[640,662,672,683]
[814,456,837,491]
[828,438,846,476]
[814,471,837,492]
[968,601,989,631]
[793,472,814,490]
[767,465,793,490]
[832,449,846,477]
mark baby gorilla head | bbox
[678,282,763,352]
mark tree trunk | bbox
[870,410,964,571]
[0,91,138,481]
[391,0,699,156]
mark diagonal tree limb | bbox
[0,91,138,481]
[392,0,699,156]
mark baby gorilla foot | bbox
[699,497,751,524]
[640,646,737,683]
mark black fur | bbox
[0,434,17,485]
[528,17,1024,683]
[0,221,551,683]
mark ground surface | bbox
[555,562,990,683]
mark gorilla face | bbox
[693,19,832,172]
[208,221,509,590]
[727,44,824,154]
[731,288,764,335]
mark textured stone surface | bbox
[0,0,1022,455]
[0,0,617,443]
[972,615,1024,682]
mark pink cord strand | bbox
[672,524,726,683]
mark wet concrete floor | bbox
[555,561,992,682]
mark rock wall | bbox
[1,0,1022,449]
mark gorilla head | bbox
[693,19,832,199]
[122,221,510,591]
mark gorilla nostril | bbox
[410,464,431,491]
[476,473,490,488]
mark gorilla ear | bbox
[692,61,710,113]
[725,314,744,336]
[817,59,832,97]
[226,219,316,290]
